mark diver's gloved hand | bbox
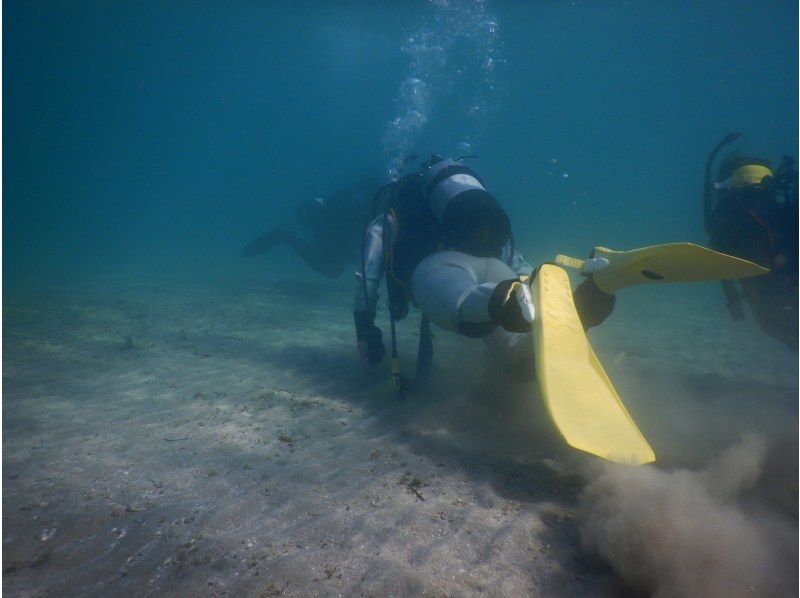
[488,278,535,333]
[354,311,385,364]
[573,276,615,329]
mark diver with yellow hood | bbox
[704,132,798,349]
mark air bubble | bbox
[383,0,503,176]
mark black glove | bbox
[354,311,385,364]
[488,278,534,333]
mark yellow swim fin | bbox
[531,264,655,465]
[556,242,769,294]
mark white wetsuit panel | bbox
[411,250,533,365]
[353,213,397,313]
[411,250,515,331]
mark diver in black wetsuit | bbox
[704,133,798,349]
[241,178,382,278]
[353,154,615,387]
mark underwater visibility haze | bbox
[4,1,798,595]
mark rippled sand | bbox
[3,277,796,596]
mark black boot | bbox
[572,277,616,329]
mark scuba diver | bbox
[353,154,614,384]
[241,178,382,278]
[703,133,798,349]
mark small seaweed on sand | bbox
[278,434,297,448]
[400,475,427,500]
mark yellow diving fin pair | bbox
[530,244,767,466]
[556,242,769,294]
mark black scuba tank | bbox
[420,157,511,258]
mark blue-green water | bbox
[6,0,797,285]
[3,2,798,595]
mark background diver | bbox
[241,177,382,278]
[704,133,798,349]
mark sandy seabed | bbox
[3,276,797,596]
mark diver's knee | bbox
[573,277,616,329]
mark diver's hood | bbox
[714,164,773,190]
[421,157,510,257]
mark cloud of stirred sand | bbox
[578,434,797,597]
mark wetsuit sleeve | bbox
[353,214,395,314]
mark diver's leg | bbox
[283,234,345,278]
[242,227,344,277]
[414,251,615,330]
[741,276,798,349]
[241,227,292,257]
[720,279,746,321]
